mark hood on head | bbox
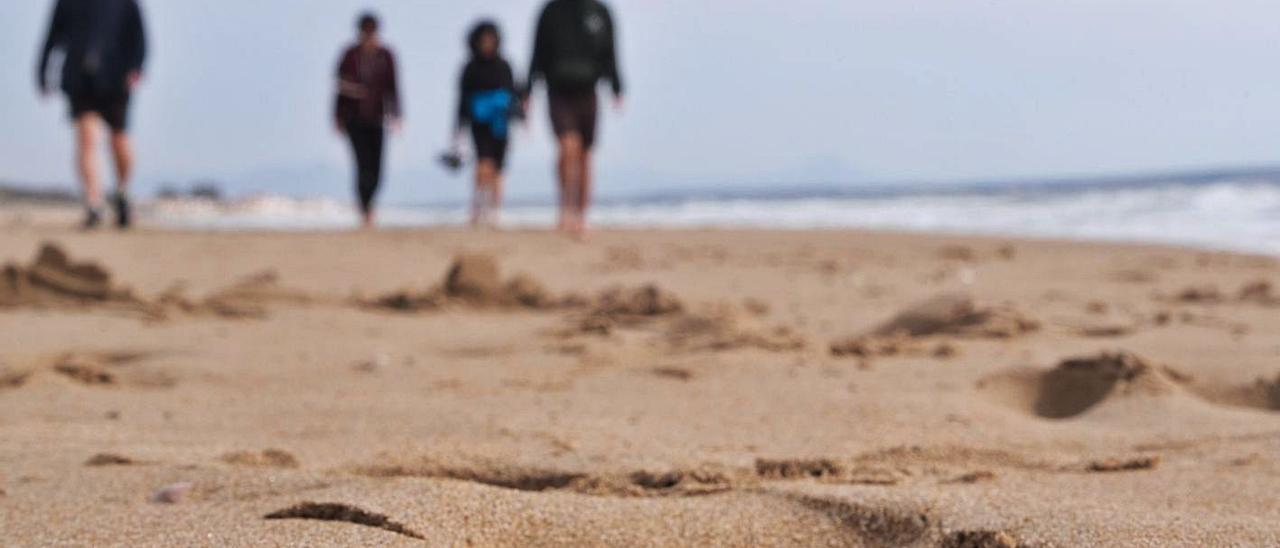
[467,20,501,57]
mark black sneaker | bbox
[82,207,103,230]
[112,192,132,229]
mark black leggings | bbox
[347,124,385,215]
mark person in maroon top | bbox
[334,12,401,228]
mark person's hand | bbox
[335,119,346,135]
[126,71,142,92]
[613,95,625,113]
[389,117,403,135]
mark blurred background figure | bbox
[36,0,147,230]
[453,20,520,229]
[334,12,401,229]
[524,0,624,239]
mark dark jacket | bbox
[37,0,147,96]
[456,57,517,131]
[526,0,623,96]
[334,45,401,128]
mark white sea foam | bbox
[145,180,1280,255]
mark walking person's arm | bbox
[454,64,473,150]
[334,49,356,134]
[523,8,551,102]
[125,0,147,91]
[602,9,625,109]
[384,50,402,132]
[36,0,68,95]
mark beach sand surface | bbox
[2,210,1279,546]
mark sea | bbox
[145,168,1280,256]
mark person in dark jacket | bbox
[335,12,401,229]
[453,21,520,228]
[523,0,625,239]
[37,0,147,229]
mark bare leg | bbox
[75,115,103,210]
[109,131,133,192]
[472,160,500,228]
[489,170,505,228]
[574,148,594,238]
[557,133,585,233]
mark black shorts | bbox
[69,91,131,133]
[471,124,509,169]
[548,89,599,149]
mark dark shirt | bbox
[38,0,147,96]
[334,45,401,128]
[526,0,623,97]
[456,57,517,130]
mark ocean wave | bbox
[145,180,1280,255]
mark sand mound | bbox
[872,293,1039,339]
[590,285,684,318]
[0,243,137,307]
[978,351,1192,419]
[1238,279,1279,305]
[355,457,738,498]
[220,449,299,468]
[264,502,424,540]
[444,254,502,302]
[663,308,806,353]
[831,294,1037,359]
[367,255,560,312]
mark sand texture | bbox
[2,214,1280,546]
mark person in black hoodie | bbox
[335,12,402,229]
[453,21,520,228]
[37,0,147,229]
[524,0,625,238]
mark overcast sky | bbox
[3,0,1279,202]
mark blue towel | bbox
[470,90,515,139]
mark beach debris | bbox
[651,367,694,381]
[1086,456,1160,473]
[85,453,137,466]
[220,449,300,468]
[352,353,389,374]
[942,530,1020,548]
[264,502,425,540]
[150,481,194,504]
[1173,285,1224,304]
[945,471,996,484]
[52,355,116,385]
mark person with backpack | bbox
[523,0,625,238]
[453,20,521,229]
[334,12,402,229]
[37,0,147,229]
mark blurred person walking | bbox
[37,0,147,229]
[335,12,402,229]
[452,21,521,229]
[523,0,625,239]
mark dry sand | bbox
[2,209,1280,546]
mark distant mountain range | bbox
[0,182,77,205]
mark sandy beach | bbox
[2,208,1279,547]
